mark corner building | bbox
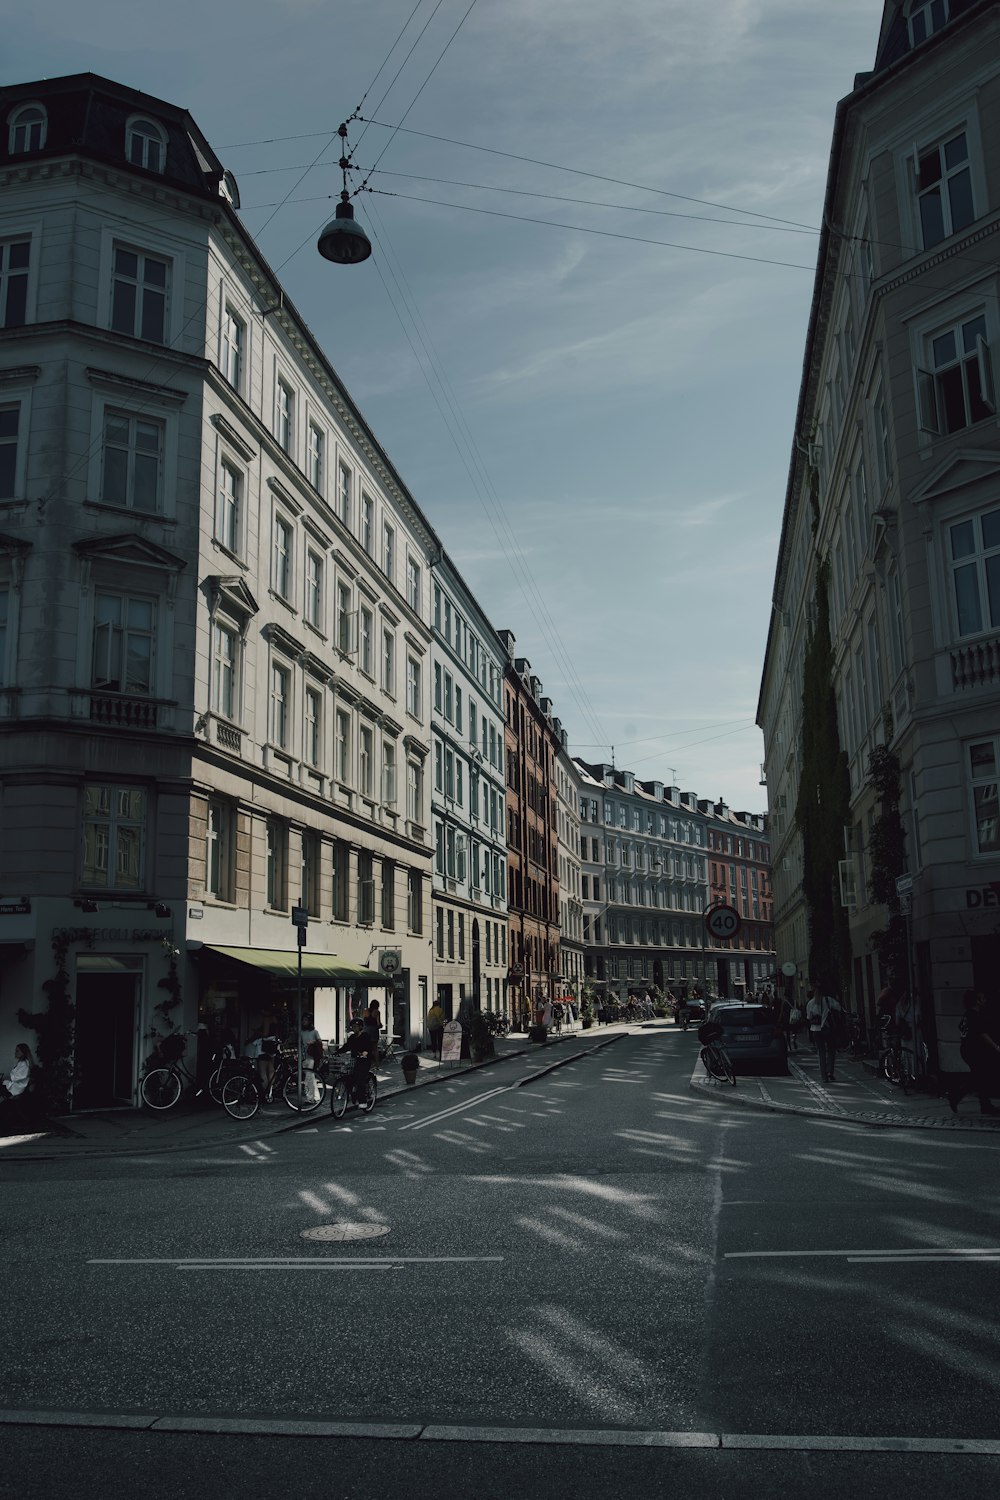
[758,1,1000,1072]
[0,74,439,1105]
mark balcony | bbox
[89,692,164,730]
[951,634,1000,691]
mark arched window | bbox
[907,0,950,47]
[8,104,47,154]
[126,117,166,173]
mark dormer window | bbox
[908,0,949,47]
[8,103,46,154]
[126,117,166,173]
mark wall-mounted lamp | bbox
[153,902,172,919]
[75,899,100,913]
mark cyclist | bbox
[338,1019,375,1106]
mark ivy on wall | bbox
[794,558,852,994]
[17,931,85,1113]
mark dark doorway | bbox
[472,920,481,1009]
[972,935,1000,1002]
[74,972,138,1109]
[392,970,409,1044]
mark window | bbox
[406,556,420,612]
[359,606,373,675]
[382,628,395,695]
[111,245,167,343]
[335,709,350,784]
[406,656,421,719]
[216,460,242,554]
[916,130,974,250]
[266,819,287,909]
[304,686,322,767]
[8,104,46,154]
[301,833,320,916]
[0,404,19,500]
[305,550,323,630]
[361,493,373,555]
[407,869,422,933]
[406,760,422,823]
[359,850,375,924]
[874,390,891,492]
[950,507,1000,638]
[275,378,295,456]
[0,588,7,688]
[212,620,238,720]
[919,313,995,436]
[92,591,155,695]
[1,239,29,328]
[968,739,1000,856]
[126,117,166,173]
[381,859,395,929]
[82,785,145,889]
[337,462,351,526]
[272,515,292,600]
[308,423,325,493]
[382,521,394,581]
[908,0,949,47]
[382,741,397,806]
[436,906,445,959]
[220,303,244,391]
[102,411,163,512]
[205,798,234,900]
[332,840,348,921]
[359,725,374,798]
[337,582,353,655]
[265,665,290,754]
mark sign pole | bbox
[292,904,309,1103]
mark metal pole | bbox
[297,922,304,1104]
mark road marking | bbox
[179,1264,401,1273]
[848,1254,1000,1264]
[398,1084,512,1133]
[725,1247,1000,1260]
[87,1256,504,1267]
[1,1409,998,1454]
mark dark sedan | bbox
[708,1002,789,1074]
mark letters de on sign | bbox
[441,1020,463,1065]
[966,885,1000,909]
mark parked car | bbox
[707,1002,788,1074]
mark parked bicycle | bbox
[221,1046,326,1121]
[697,1021,736,1086]
[140,1032,204,1111]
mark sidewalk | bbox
[0,1024,628,1162]
[691,1035,1000,1133]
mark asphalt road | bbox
[4,1028,1000,1497]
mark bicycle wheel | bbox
[718,1047,736,1085]
[700,1046,715,1080]
[222,1074,259,1120]
[141,1067,181,1111]
[208,1067,225,1105]
[361,1075,378,1113]
[282,1073,325,1113]
[883,1049,902,1086]
[330,1080,348,1119]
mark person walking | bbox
[0,1043,33,1109]
[948,991,1000,1117]
[299,1013,323,1104]
[807,989,841,1082]
[426,999,445,1058]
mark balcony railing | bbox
[952,635,1000,691]
[89,692,161,729]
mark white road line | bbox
[848,1254,1000,1265]
[178,1264,401,1272]
[87,1256,504,1266]
[398,1084,512,1133]
[725,1247,1000,1260]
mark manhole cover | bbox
[301,1222,391,1243]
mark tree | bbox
[794,559,852,993]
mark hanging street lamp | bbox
[317,124,372,265]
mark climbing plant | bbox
[794,558,852,994]
[144,938,183,1067]
[17,930,84,1113]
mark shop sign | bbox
[53,925,176,943]
[441,1020,463,1064]
[0,899,30,915]
[966,883,1000,908]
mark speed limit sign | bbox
[704,905,741,941]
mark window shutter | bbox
[93,618,116,688]
[456,834,467,884]
[916,368,939,433]
[348,611,358,655]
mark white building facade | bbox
[0,73,437,1106]
[430,559,508,1019]
[554,730,584,1001]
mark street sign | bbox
[291,905,309,928]
[895,874,913,897]
[704,905,741,941]
[379,949,401,975]
[441,1020,462,1065]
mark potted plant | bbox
[580,997,594,1030]
[400,1040,420,1086]
[469,1010,494,1063]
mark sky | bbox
[3,0,883,813]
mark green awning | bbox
[203,946,392,986]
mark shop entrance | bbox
[74,968,140,1109]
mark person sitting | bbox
[338,1020,375,1105]
[0,1044,34,1115]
